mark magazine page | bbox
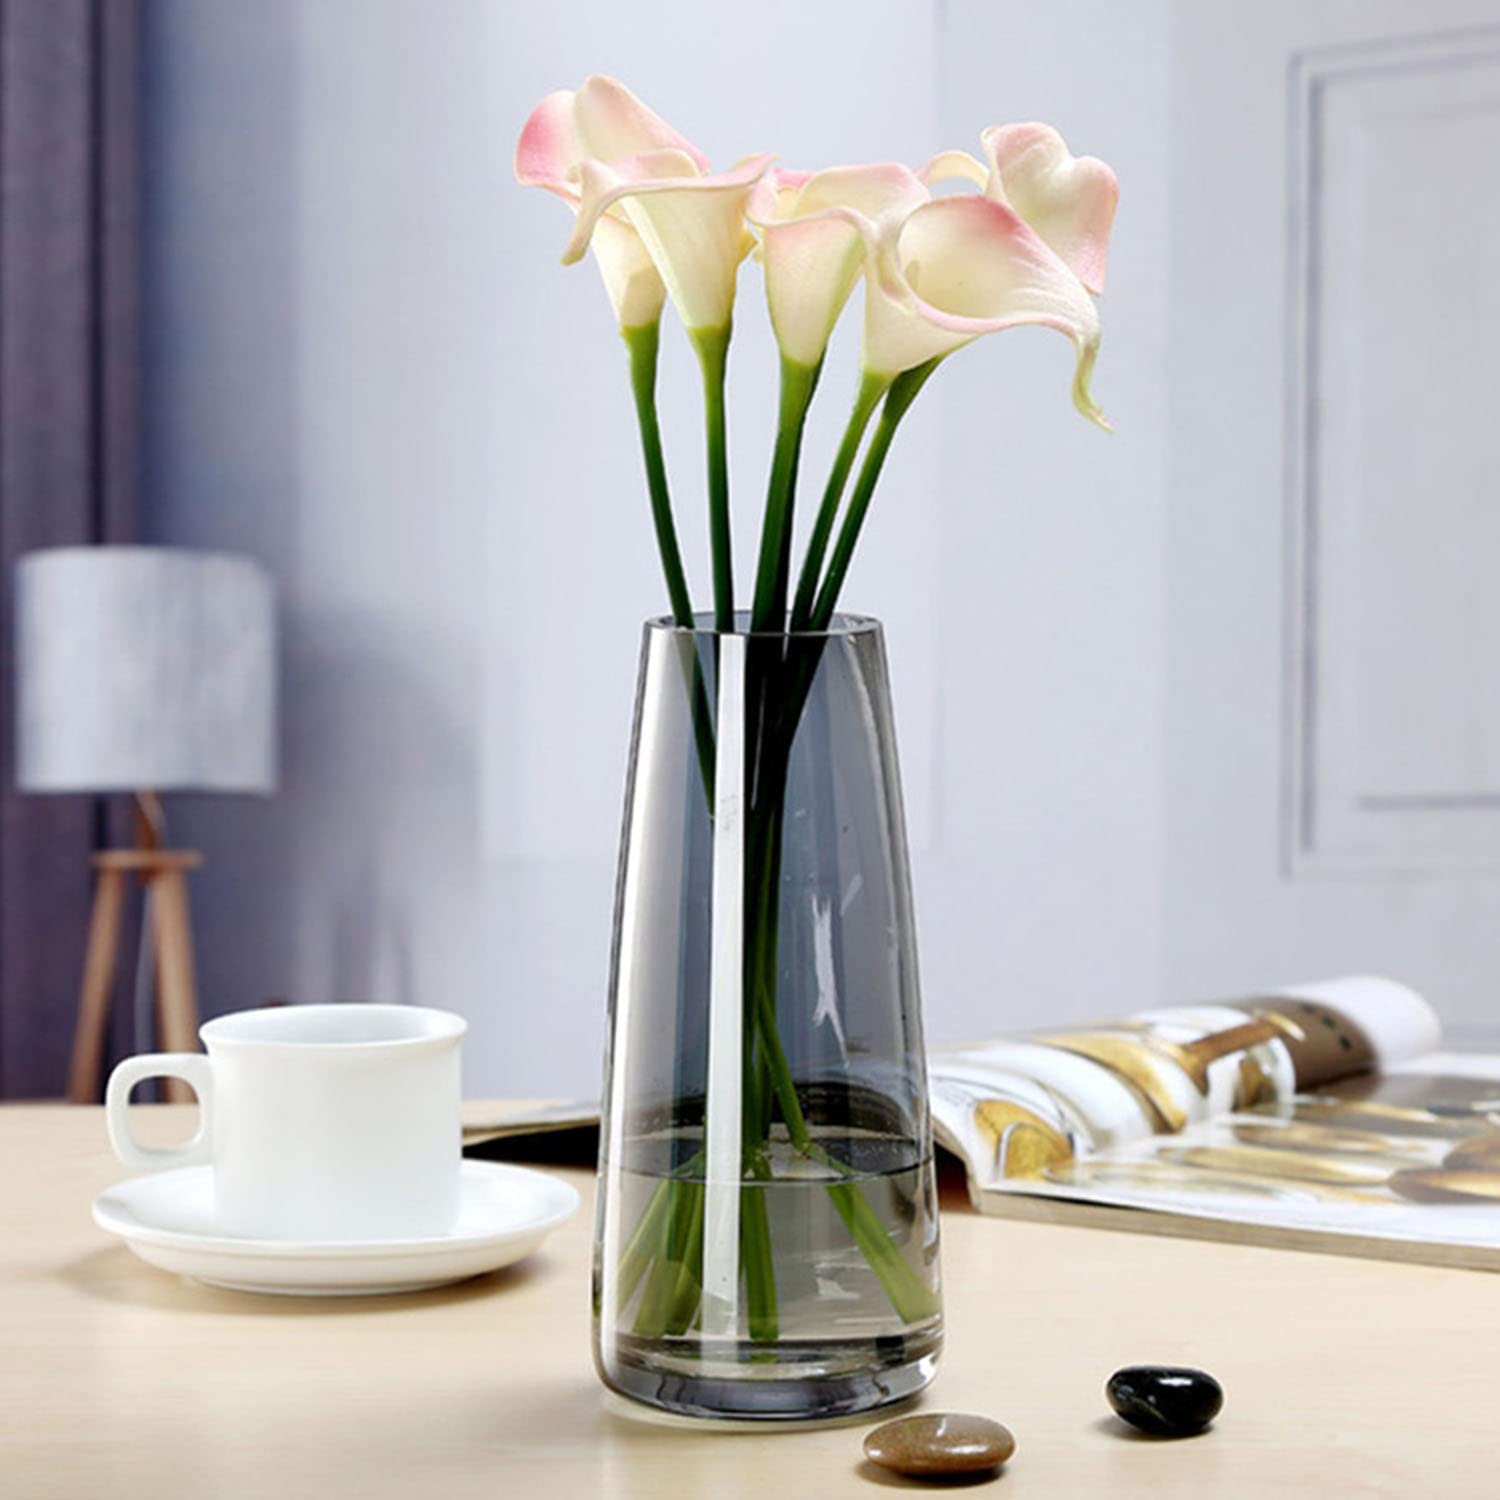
[929,976,1439,1189]
[996,1056,1500,1257]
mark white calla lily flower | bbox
[567,148,773,334]
[980,123,1118,294]
[517,76,771,335]
[863,193,1108,427]
[515,88,669,330]
[746,164,928,367]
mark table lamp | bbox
[13,547,276,1102]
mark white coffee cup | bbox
[105,1004,466,1242]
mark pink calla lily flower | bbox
[567,148,774,333]
[979,124,1117,294]
[745,164,928,368]
[842,122,1121,425]
[516,76,772,334]
[569,73,710,165]
[918,123,1117,294]
[515,89,666,330]
[864,192,1108,427]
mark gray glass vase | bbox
[593,613,942,1420]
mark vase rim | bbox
[644,611,882,641]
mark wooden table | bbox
[5,1103,1498,1498]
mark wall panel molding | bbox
[1285,25,1500,875]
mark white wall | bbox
[1162,0,1500,1041]
[142,0,1172,1094]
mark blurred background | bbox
[2,0,1497,1099]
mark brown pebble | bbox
[863,1412,1015,1478]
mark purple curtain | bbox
[0,1,139,1097]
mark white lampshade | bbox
[14,546,277,795]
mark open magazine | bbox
[931,976,1500,1269]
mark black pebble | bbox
[1106,1365,1223,1437]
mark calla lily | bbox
[517,76,774,628]
[746,164,928,367]
[743,164,927,627]
[919,124,1118,295]
[917,149,988,190]
[514,89,666,329]
[979,124,1117,294]
[863,193,1108,427]
[517,75,771,336]
[566,147,774,333]
[570,73,710,170]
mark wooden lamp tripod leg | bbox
[67,867,128,1104]
[152,868,201,1104]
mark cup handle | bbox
[105,1054,214,1171]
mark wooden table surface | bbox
[5,1102,1499,1498]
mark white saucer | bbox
[92,1160,580,1296]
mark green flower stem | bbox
[741,785,937,1329]
[621,1151,708,1336]
[809,359,942,631]
[633,1178,705,1338]
[744,365,928,814]
[624,320,695,628]
[740,1153,778,1343]
[738,780,787,1343]
[743,796,808,1153]
[662,1181,706,1336]
[689,325,735,633]
[623,320,718,804]
[828,1180,940,1324]
[750,355,823,633]
[628,1154,776,1343]
[789,369,890,633]
[615,1174,674,1312]
[750,980,939,1324]
[614,1142,712,1316]
[631,1202,682,1335]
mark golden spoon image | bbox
[1232,1122,1428,1158]
[974,1100,1074,1178]
[1444,1133,1500,1171]
[1388,1169,1500,1205]
[1045,1157,1384,1205]
[1035,1015,1297,1132]
[1158,1144,1403,1187]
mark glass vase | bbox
[593,613,942,1420]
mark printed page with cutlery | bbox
[929,977,1500,1267]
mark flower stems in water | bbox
[615,1174,674,1312]
[622,749,937,1343]
[743,792,939,1330]
[828,1181,940,1325]
[740,1149,778,1342]
[632,1178,705,1338]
